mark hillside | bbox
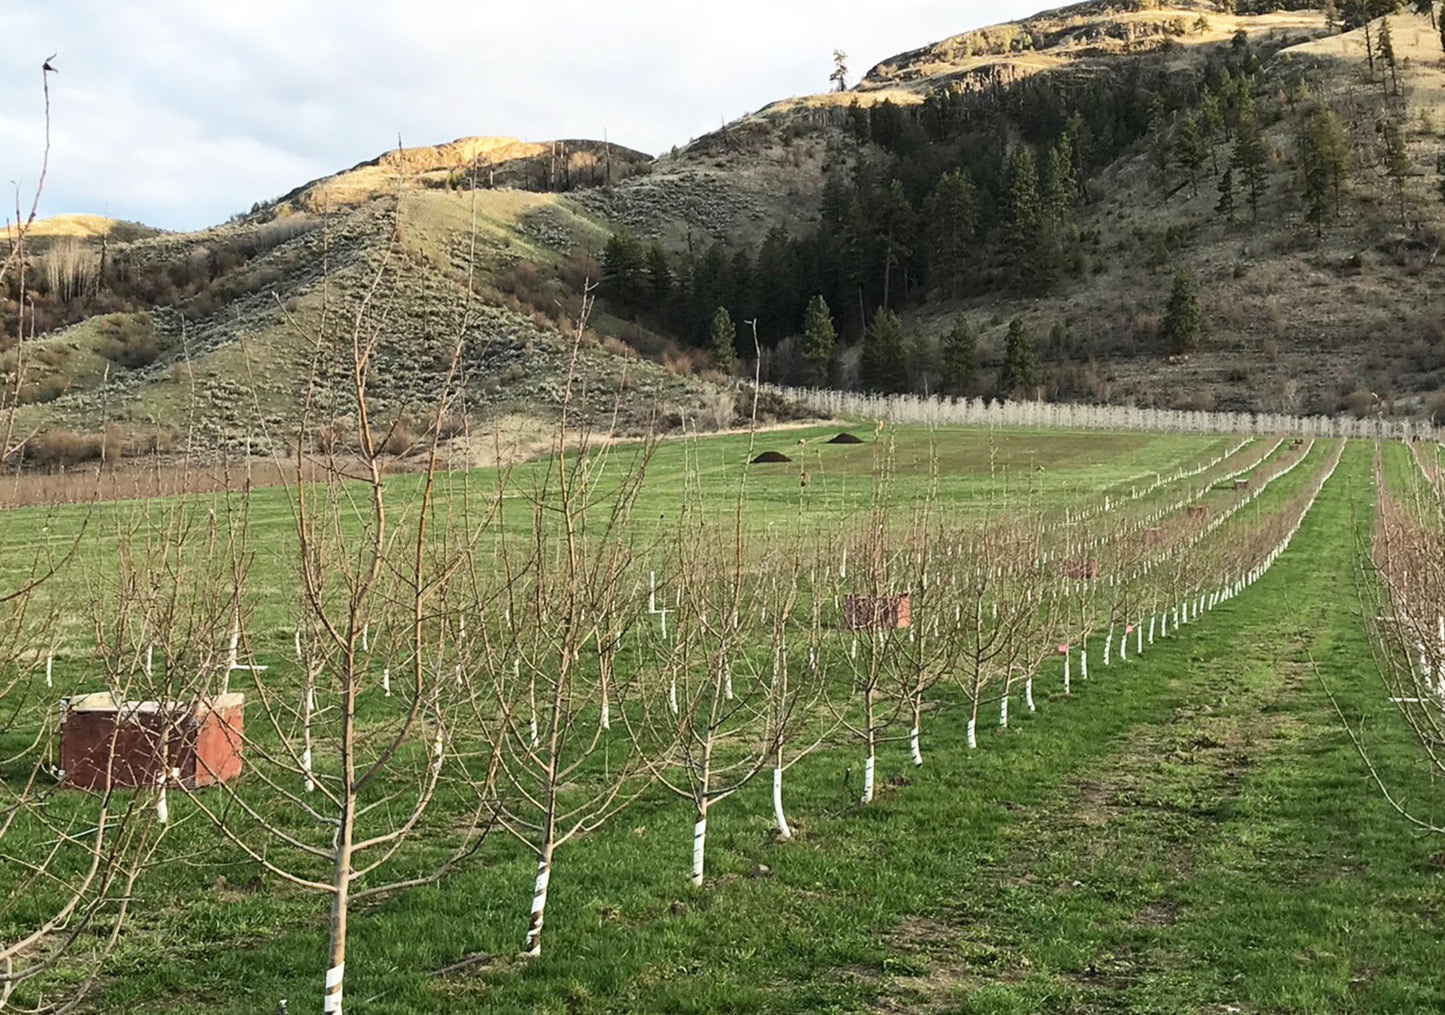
[5,0,1445,467]
[580,1,1445,420]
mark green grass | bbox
[4,429,1441,1014]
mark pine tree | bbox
[997,318,1040,396]
[1175,111,1206,196]
[1003,146,1052,292]
[602,230,647,309]
[1378,16,1399,96]
[1043,139,1077,223]
[1230,92,1268,223]
[1414,0,1436,30]
[1199,88,1224,172]
[860,308,909,393]
[876,178,916,308]
[646,243,672,308]
[709,305,738,374]
[940,316,979,394]
[1299,107,1349,236]
[921,169,978,299]
[1147,93,1171,187]
[1161,270,1201,354]
[800,295,836,386]
[1216,166,1236,222]
[1379,115,1409,226]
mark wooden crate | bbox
[843,592,911,630]
[1058,557,1099,580]
[59,693,244,791]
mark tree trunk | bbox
[772,747,791,840]
[860,687,876,803]
[909,698,923,766]
[691,739,713,887]
[324,676,358,1013]
[523,845,553,957]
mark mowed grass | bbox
[6,428,1439,1014]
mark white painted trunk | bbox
[1137,623,1143,654]
[724,665,734,700]
[1104,628,1112,666]
[1081,645,1089,681]
[1119,629,1127,662]
[861,755,876,803]
[523,858,551,957]
[1149,616,1156,644]
[382,667,390,696]
[691,812,708,887]
[145,645,153,678]
[669,678,678,714]
[45,654,52,688]
[1064,653,1071,694]
[324,961,345,1014]
[773,763,791,840]
[303,747,314,793]
[910,724,923,766]
[600,698,611,730]
[966,717,977,749]
[999,692,1009,727]
[156,785,169,825]
[1025,675,1036,712]
[361,623,368,652]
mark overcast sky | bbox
[2,1,1042,233]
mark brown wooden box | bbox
[1233,478,1250,490]
[1187,505,1208,518]
[843,592,911,630]
[59,693,244,791]
[1058,557,1099,580]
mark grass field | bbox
[2,427,1441,1014]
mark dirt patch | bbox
[827,432,865,444]
[751,450,793,463]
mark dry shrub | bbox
[662,349,704,376]
[600,336,637,360]
[379,414,420,455]
[561,249,600,291]
[22,429,104,469]
[1175,387,1216,412]
[693,390,736,431]
[1427,390,1445,424]
[1343,386,1378,417]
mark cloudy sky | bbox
[2,1,1041,233]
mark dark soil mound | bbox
[827,432,864,444]
[750,450,793,463]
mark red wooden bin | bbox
[843,592,911,630]
[59,693,244,790]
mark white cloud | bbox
[0,0,1040,231]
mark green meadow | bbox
[3,427,1441,1014]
